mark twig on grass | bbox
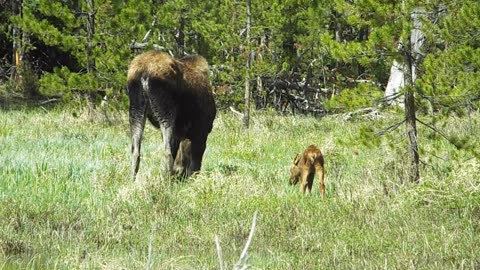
[230,106,244,118]
[214,235,225,270]
[376,118,406,136]
[234,211,258,270]
[215,211,258,270]
[416,118,450,142]
[146,223,156,270]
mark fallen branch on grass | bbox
[146,223,156,270]
[215,211,258,270]
[234,211,258,270]
[215,235,225,270]
[229,106,244,117]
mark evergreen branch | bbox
[375,92,403,105]
[376,118,406,136]
[417,118,479,157]
[422,150,448,163]
[416,118,450,142]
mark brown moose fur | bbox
[127,51,216,179]
[290,145,325,198]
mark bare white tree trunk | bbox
[385,8,425,108]
[385,58,404,107]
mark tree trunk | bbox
[403,40,419,183]
[86,0,95,74]
[386,8,425,107]
[384,58,404,107]
[86,0,97,113]
[242,0,252,128]
[403,8,426,183]
[176,9,186,55]
[11,0,21,81]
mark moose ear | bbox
[293,154,300,165]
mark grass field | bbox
[0,104,479,269]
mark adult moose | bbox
[127,51,216,179]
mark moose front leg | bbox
[189,138,207,176]
[299,171,308,194]
[161,125,180,176]
[315,163,325,199]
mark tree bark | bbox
[176,9,186,55]
[403,8,426,183]
[386,8,425,107]
[403,40,419,183]
[86,0,95,74]
[86,0,97,112]
[242,0,252,128]
[384,58,404,107]
[11,0,21,80]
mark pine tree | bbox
[419,0,480,112]
[323,0,480,181]
[14,0,156,104]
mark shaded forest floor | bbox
[1,104,479,269]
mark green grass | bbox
[0,105,479,269]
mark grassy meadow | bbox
[0,104,479,269]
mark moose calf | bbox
[173,139,192,178]
[289,145,325,198]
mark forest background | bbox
[1,0,478,115]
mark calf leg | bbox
[299,170,308,194]
[315,163,325,199]
[174,139,192,177]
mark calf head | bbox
[289,154,302,185]
[173,139,192,178]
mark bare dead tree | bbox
[403,9,421,183]
[11,0,21,81]
[242,0,252,128]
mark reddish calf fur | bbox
[173,139,192,178]
[289,145,325,198]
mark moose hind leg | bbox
[299,170,308,194]
[129,95,147,180]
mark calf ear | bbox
[293,154,300,165]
